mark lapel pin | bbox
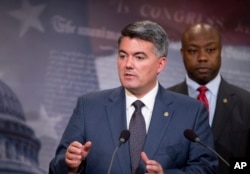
[223,98,228,103]
[163,112,169,117]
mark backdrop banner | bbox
[0,0,249,173]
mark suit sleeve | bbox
[49,97,85,174]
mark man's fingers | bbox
[83,141,92,151]
[141,151,149,163]
[66,151,82,160]
[141,152,164,174]
[81,141,92,156]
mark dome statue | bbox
[0,80,45,174]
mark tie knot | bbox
[132,100,144,110]
[197,86,208,93]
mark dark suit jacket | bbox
[49,84,218,174]
[168,78,250,174]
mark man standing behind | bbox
[168,23,250,174]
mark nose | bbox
[125,57,133,69]
[198,50,208,61]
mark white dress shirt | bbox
[125,83,158,133]
[186,74,221,126]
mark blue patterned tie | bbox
[129,100,146,174]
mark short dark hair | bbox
[118,20,169,57]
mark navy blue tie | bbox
[129,100,146,174]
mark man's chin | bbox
[124,86,137,91]
[196,77,210,85]
[123,85,138,93]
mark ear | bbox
[157,56,167,73]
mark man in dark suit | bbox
[49,20,218,174]
[168,23,250,174]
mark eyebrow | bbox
[119,49,147,56]
[118,50,127,54]
[134,52,147,57]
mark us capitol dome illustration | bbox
[0,80,44,174]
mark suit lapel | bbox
[211,79,236,140]
[169,79,238,142]
[175,79,237,141]
[143,86,174,159]
[105,86,176,173]
[106,87,131,174]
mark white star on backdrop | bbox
[8,0,46,37]
[27,104,62,140]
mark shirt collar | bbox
[186,73,221,97]
[125,82,159,110]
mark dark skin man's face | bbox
[181,24,222,85]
